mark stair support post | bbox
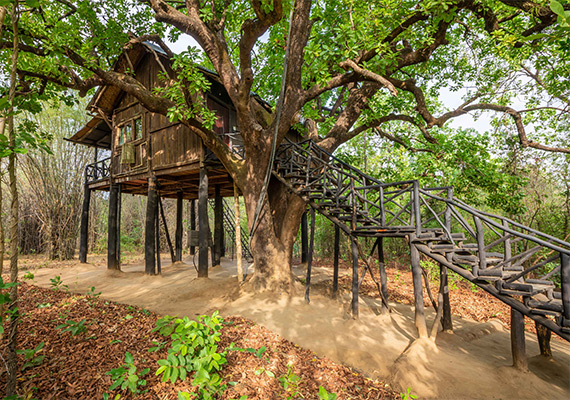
[213,185,223,267]
[301,211,308,263]
[377,237,389,313]
[503,220,512,269]
[351,235,359,318]
[561,252,570,327]
[535,322,552,358]
[198,164,209,278]
[79,183,91,263]
[440,187,453,331]
[145,177,158,274]
[305,207,315,303]
[413,181,421,236]
[510,307,528,371]
[410,238,428,338]
[107,182,120,271]
[473,215,486,277]
[189,199,196,255]
[332,224,340,298]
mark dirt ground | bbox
[21,253,570,400]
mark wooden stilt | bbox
[377,237,389,313]
[351,236,359,318]
[156,198,161,275]
[410,239,428,338]
[301,211,308,263]
[158,196,175,263]
[175,190,183,262]
[79,183,91,263]
[107,183,120,270]
[198,165,209,278]
[511,307,528,371]
[234,183,243,283]
[117,185,122,269]
[305,207,315,303]
[332,225,340,298]
[145,177,157,275]
[440,264,453,331]
[535,322,552,358]
[214,185,223,266]
[190,199,196,255]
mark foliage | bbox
[153,312,228,399]
[278,363,301,400]
[49,276,67,291]
[318,386,338,400]
[0,277,18,335]
[17,341,45,371]
[400,386,418,400]
[103,351,150,398]
[56,319,88,336]
[22,271,34,281]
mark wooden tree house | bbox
[68,42,258,276]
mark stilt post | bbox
[198,165,209,277]
[234,183,243,282]
[332,224,340,298]
[535,322,552,358]
[189,199,196,255]
[301,211,308,263]
[175,190,183,262]
[511,307,528,371]
[213,185,223,266]
[107,183,120,270]
[145,177,158,275]
[351,236,359,318]
[377,237,389,313]
[79,183,91,263]
[410,237,428,337]
[305,207,315,303]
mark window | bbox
[117,116,143,146]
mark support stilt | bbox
[351,236,359,318]
[535,322,552,358]
[377,237,389,313]
[234,183,243,283]
[214,185,223,266]
[305,207,315,303]
[145,177,158,275]
[79,183,91,263]
[440,264,453,331]
[198,165,209,277]
[175,190,183,262]
[511,307,528,371]
[156,198,161,275]
[158,196,175,263]
[410,239,428,338]
[332,225,340,298]
[190,199,196,255]
[107,183,120,270]
[301,211,308,263]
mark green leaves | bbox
[105,351,149,396]
[551,0,570,28]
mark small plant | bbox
[50,276,68,291]
[318,386,338,400]
[23,271,35,281]
[154,312,228,399]
[400,386,417,400]
[56,319,88,336]
[0,277,18,335]
[103,351,149,398]
[87,286,101,298]
[17,342,45,371]
[37,303,52,309]
[278,363,301,399]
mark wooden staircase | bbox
[273,139,570,341]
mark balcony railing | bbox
[85,157,111,183]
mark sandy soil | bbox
[25,254,570,400]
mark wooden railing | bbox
[85,157,111,183]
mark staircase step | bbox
[527,298,563,312]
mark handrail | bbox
[85,156,111,183]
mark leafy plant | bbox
[50,276,68,291]
[23,271,35,281]
[17,341,45,371]
[400,386,417,400]
[56,319,88,336]
[0,277,18,335]
[154,312,228,399]
[318,386,338,400]
[278,363,301,399]
[104,351,149,398]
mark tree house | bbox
[68,42,262,275]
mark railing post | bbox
[440,187,454,332]
[504,219,512,270]
[379,186,385,226]
[413,180,421,235]
[473,215,486,276]
[561,253,570,328]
